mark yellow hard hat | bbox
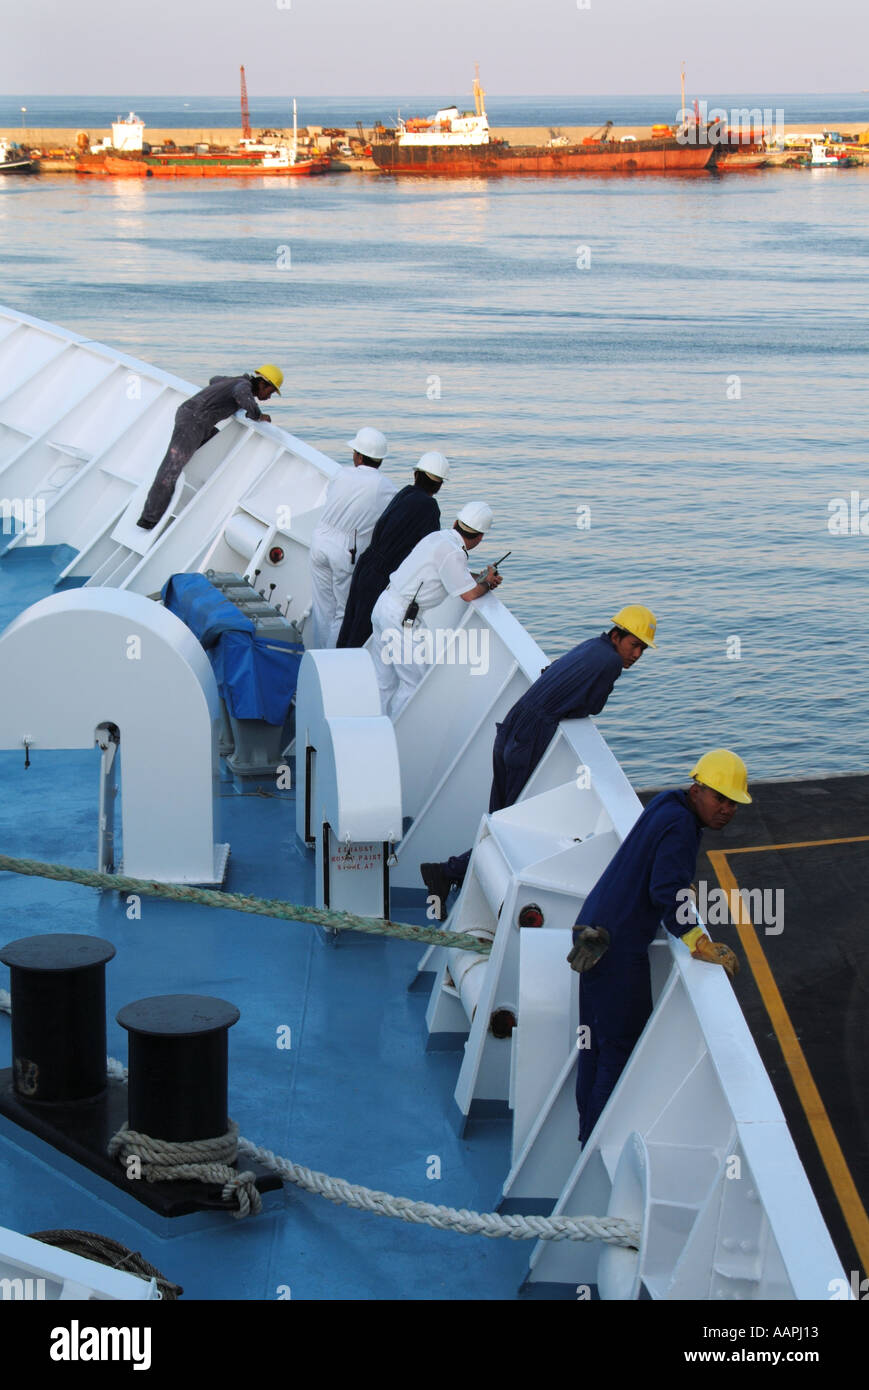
[254,363,283,394]
[611,604,657,648]
[690,749,752,804]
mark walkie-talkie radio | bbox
[403,582,424,626]
[476,550,512,582]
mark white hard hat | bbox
[456,501,493,534]
[416,450,450,481]
[347,426,388,460]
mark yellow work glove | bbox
[567,925,610,973]
[682,926,739,980]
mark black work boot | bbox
[420,862,453,922]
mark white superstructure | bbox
[396,65,490,147]
[398,107,490,147]
[111,112,145,152]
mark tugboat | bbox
[713,128,769,171]
[372,67,714,176]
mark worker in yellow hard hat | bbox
[421,605,657,917]
[569,748,748,1145]
[137,364,284,530]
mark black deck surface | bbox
[641,774,869,1285]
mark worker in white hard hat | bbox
[137,365,283,531]
[421,605,658,918]
[337,451,450,649]
[308,426,397,648]
[369,501,502,718]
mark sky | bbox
[2,0,868,96]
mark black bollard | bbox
[117,995,240,1143]
[0,934,116,1103]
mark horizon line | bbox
[4,88,866,100]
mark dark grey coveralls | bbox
[137,375,265,528]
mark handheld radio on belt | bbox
[403,582,424,626]
[349,528,357,565]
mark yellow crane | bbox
[473,63,487,119]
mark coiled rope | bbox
[0,853,490,955]
[29,1229,182,1300]
[108,1121,261,1219]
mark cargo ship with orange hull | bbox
[372,136,714,176]
[372,70,714,176]
[75,101,330,178]
[76,149,331,178]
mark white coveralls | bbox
[309,464,397,649]
[369,528,476,718]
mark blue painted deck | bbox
[0,549,531,1300]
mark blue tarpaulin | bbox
[163,574,303,724]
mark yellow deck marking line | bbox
[707,848,869,1272]
[721,834,869,855]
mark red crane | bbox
[240,65,252,142]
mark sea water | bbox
[1,167,866,785]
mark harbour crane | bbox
[240,65,252,142]
[582,121,614,145]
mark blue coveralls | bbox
[443,632,624,882]
[336,485,440,648]
[137,375,265,528]
[574,789,703,1144]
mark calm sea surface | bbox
[1,167,867,786]
[3,92,869,128]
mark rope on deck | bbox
[0,854,491,956]
[235,1136,641,1246]
[109,1121,261,1220]
[102,1116,640,1247]
[0,996,639,1248]
[0,871,637,1247]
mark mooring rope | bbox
[1,998,638,1249]
[102,1119,638,1247]
[0,853,490,955]
[0,867,637,1248]
[108,1121,261,1220]
[235,1136,640,1246]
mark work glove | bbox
[567,925,610,973]
[689,933,740,980]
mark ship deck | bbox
[0,549,530,1301]
[0,547,866,1300]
